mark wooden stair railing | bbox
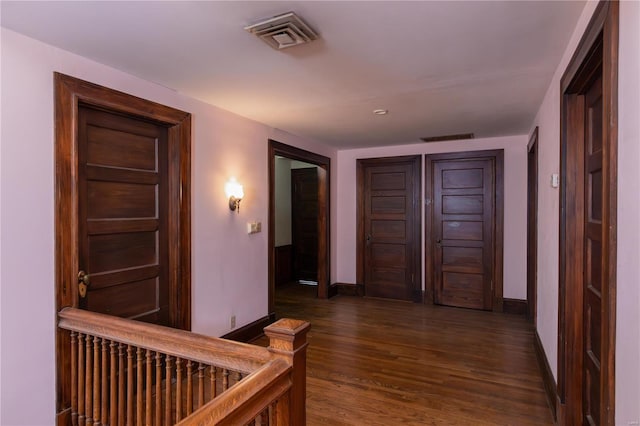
[58,308,310,425]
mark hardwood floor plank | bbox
[261,283,553,425]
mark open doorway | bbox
[268,140,330,318]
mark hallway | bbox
[266,283,553,425]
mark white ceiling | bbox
[1,1,585,149]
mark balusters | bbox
[155,352,162,426]
[101,339,108,425]
[65,330,279,426]
[126,345,134,426]
[85,335,93,425]
[176,357,183,421]
[146,349,152,426]
[186,360,193,415]
[93,337,100,426]
[260,406,270,426]
[78,333,85,425]
[222,368,229,391]
[110,342,117,426]
[210,366,217,399]
[165,355,172,426]
[118,343,125,426]
[198,363,205,409]
[136,347,143,425]
[71,332,78,426]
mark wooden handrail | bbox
[58,307,310,425]
[176,359,291,426]
[58,307,271,374]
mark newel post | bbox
[264,318,310,426]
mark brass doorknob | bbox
[78,270,90,285]
[78,270,90,298]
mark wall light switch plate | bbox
[551,173,560,188]
[247,221,262,234]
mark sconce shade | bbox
[225,178,244,212]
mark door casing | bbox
[557,1,618,423]
[527,128,539,322]
[268,140,330,316]
[54,73,191,423]
[425,150,504,311]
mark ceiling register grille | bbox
[244,12,318,50]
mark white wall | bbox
[335,135,528,300]
[275,157,293,247]
[0,28,337,425]
[531,1,640,423]
[274,158,319,247]
[615,1,640,423]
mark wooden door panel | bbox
[442,221,483,241]
[442,247,483,267]
[371,171,406,190]
[430,155,497,311]
[442,168,483,188]
[371,220,406,239]
[292,167,319,282]
[371,195,406,214]
[359,157,420,302]
[583,75,603,425]
[86,278,158,317]
[79,106,169,326]
[86,125,158,170]
[88,232,157,272]
[443,195,483,214]
[370,243,406,267]
[87,181,156,218]
[441,272,484,309]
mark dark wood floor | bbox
[259,283,553,426]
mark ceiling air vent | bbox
[244,12,318,50]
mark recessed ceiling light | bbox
[373,109,388,115]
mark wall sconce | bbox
[225,177,244,213]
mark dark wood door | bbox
[582,74,604,425]
[527,129,538,322]
[291,167,318,283]
[78,106,170,325]
[358,156,421,301]
[427,151,502,311]
[558,4,618,422]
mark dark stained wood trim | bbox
[356,155,422,302]
[558,2,618,424]
[534,330,558,422]
[221,314,276,343]
[503,298,528,315]
[424,149,504,312]
[54,73,191,421]
[328,283,338,298]
[330,282,365,297]
[527,127,539,322]
[268,140,331,317]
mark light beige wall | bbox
[275,157,293,247]
[615,1,640,423]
